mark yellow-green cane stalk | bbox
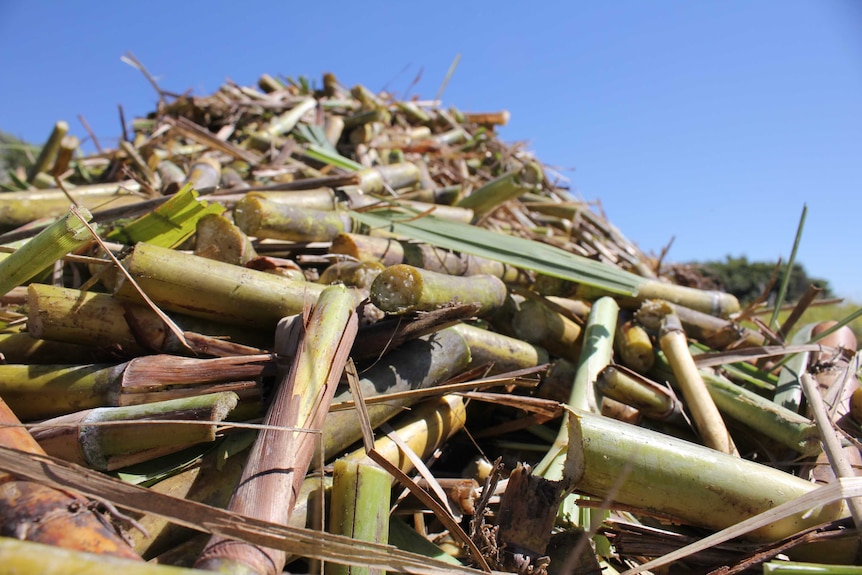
[326,460,391,575]
[450,322,548,376]
[659,312,739,456]
[596,365,682,422]
[319,260,385,289]
[28,284,273,355]
[534,297,618,530]
[615,318,654,373]
[511,298,583,362]
[370,264,507,316]
[649,351,821,456]
[26,121,68,183]
[763,561,862,574]
[324,328,471,455]
[113,242,326,329]
[234,195,351,242]
[0,181,144,229]
[0,330,114,364]
[249,97,317,149]
[562,407,847,542]
[32,392,239,471]
[355,163,421,194]
[194,213,258,266]
[331,233,405,266]
[0,352,265,421]
[0,208,92,297]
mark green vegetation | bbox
[693,255,833,304]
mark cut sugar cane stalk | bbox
[113,242,326,329]
[596,365,682,422]
[649,352,821,456]
[563,407,849,543]
[31,391,238,471]
[0,208,92,297]
[0,354,265,420]
[326,460,391,575]
[370,264,507,316]
[196,284,357,575]
[450,322,548,375]
[659,311,739,456]
[28,284,272,355]
[234,195,352,242]
[26,121,68,183]
[324,328,471,459]
[534,297,618,530]
[511,298,583,362]
[0,181,144,229]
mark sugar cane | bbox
[28,284,273,355]
[326,460,391,575]
[512,298,583,362]
[196,285,357,575]
[324,328,471,455]
[31,391,239,470]
[26,121,68,183]
[0,67,843,573]
[596,365,683,422]
[319,260,385,288]
[0,354,267,420]
[370,264,507,316]
[194,213,258,266]
[659,311,739,455]
[234,194,352,242]
[563,407,848,542]
[0,180,144,232]
[615,317,654,373]
[450,322,549,375]
[113,242,327,329]
[0,538,211,575]
[0,207,92,297]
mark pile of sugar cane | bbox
[0,69,859,575]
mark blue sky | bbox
[2,1,861,297]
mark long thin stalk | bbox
[28,284,273,355]
[196,285,357,575]
[0,208,92,297]
[370,264,507,316]
[563,407,847,542]
[26,121,68,182]
[32,392,239,471]
[659,313,738,455]
[0,181,143,228]
[326,460,391,575]
[113,242,327,329]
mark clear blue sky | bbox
[2,1,861,297]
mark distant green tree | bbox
[0,130,38,185]
[692,256,833,305]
